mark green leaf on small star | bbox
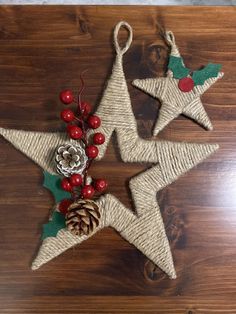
[168,56,190,79]
[43,171,70,203]
[42,211,66,240]
[192,63,222,86]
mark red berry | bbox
[81,185,95,199]
[60,90,74,104]
[93,132,105,145]
[85,145,99,158]
[68,125,83,139]
[59,199,73,215]
[66,124,74,132]
[87,115,101,129]
[178,77,194,92]
[61,109,75,123]
[94,179,108,193]
[61,178,72,192]
[70,174,83,186]
[79,101,92,116]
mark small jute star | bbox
[0,22,219,279]
[133,31,224,136]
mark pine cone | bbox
[55,143,88,177]
[66,200,100,236]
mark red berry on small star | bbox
[87,115,101,129]
[81,185,95,199]
[61,178,72,192]
[79,101,92,116]
[68,125,83,139]
[178,77,194,93]
[70,174,83,187]
[60,90,74,104]
[85,145,99,158]
[94,179,108,193]
[59,198,73,215]
[93,132,105,145]
[60,109,75,123]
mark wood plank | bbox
[0,5,235,313]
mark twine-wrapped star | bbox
[133,31,224,135]
[0,22,218,279]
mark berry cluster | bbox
[58,88,107,215]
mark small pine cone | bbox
[66,199,100,236]
[55,143,88,177]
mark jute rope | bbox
[165,30,180,58]
[114,21,133,56]
[0,21,219,278]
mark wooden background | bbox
[0,5,235,313]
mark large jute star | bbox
[0,22,218,279]
[133,31,224,136]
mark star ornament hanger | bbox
[133,31,224,136]
[0,22,219,279]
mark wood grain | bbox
[0,5,235,314]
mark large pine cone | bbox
[66,200,100,236]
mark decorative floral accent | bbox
[168,55,189,79]
[56,76,107,205]
[55,143,88,177]
[51,75,108,237]
[42,211,66,240]
[168,55,222,87]
[43,171,71,203]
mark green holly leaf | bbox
[42,211,66,240]
[43,171,70,203]
[168,56,190,79]
[192,63,222,86]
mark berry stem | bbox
[77,72,89,146]
[78,73,85,111]
[78,70,88,115]
[83,159,92,187]
[71,189,76,201]
[76,72,92,193]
